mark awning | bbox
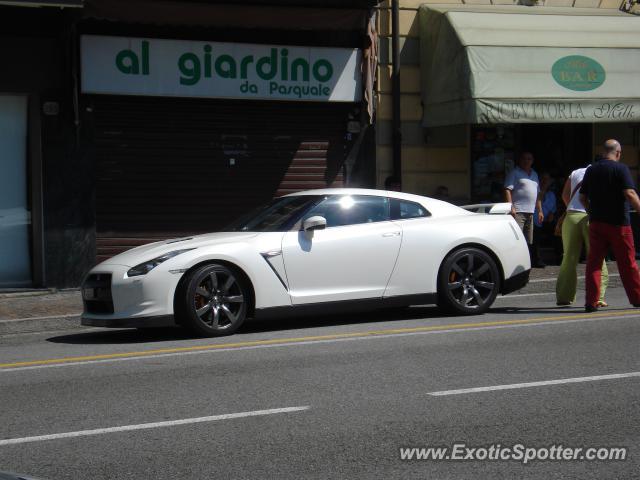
[419,5,640,127]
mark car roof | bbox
[284,188,468,216]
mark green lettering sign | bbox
[115,41,149,75]
[178,53,200,85]
[256,48,278,80]
[552,55,605,92]
[313,59,333,83]
[215,54,236,78]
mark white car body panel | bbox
[281,221,402,304]
[81,188,531,329]
[83,232,292,321]
[383,214,528,298]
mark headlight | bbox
[126,249,195,277]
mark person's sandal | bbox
[596,300,608,307]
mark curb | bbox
[0,288,79,299]
[0,314,84,336]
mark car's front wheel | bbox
[178,263,250,337]
[437,247,500,315]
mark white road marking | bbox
[495,292,554,299]
[529,273,620,284]
[1,313,638,373]
[428,372,640,396]
[0,406,310,446]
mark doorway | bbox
[520,124,593,178]
[0,95,31,288]
[470,123,593,202]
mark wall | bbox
[375,0,628,201]
[0,6,91,288]
[593,124,640,179]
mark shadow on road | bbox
[490,305,635,315]
[46,303,611,346]
[46,305,445,345]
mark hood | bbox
[98,232,260,267]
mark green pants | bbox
[556,212,608,304]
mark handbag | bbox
[554,180,583,237]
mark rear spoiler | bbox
[461,203,512,215]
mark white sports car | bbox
[81,188,531,336]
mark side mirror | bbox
[302,216,327,232]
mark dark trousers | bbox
[586,221,640,307]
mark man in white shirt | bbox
[504,152,544,265]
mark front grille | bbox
[82,273,114,314]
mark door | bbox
[520,123,593,176]
[0,95,31,288]
[281,195,402,304]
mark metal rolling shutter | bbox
[90,95,350,263]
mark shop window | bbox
[471,126,516,203]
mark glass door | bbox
[0,95,31,287]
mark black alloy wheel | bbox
[438,247,500,315]
[179,263,250,337]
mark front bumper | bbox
[81,263,181,327]
[81,315,176,328]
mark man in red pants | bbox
[580,139,640,312]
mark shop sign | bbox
[551,55,606,92]
[81,35,362,102]
[481,100,639,123]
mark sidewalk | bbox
[0,263,623,336]
[0,289,83,335]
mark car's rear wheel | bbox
[178,263,250,337]
[437,247,500,315]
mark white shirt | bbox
[504,167,540,214]
[567,167,588,213]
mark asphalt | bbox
[0,288,638,479]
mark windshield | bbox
[224,195,322,232]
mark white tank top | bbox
[567,167,588,212]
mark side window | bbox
[304,195,390,228]
[390,199,430,220]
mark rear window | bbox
[390,199,430,220]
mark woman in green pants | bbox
[556,165,608,306]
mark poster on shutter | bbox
[81,35,362,103]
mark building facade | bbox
[375,0,640,203]
[0,0,379,289]
[0,2,83,289]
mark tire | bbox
[177,263,250,337]
[437,247,500,315]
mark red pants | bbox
[586,221,640,307]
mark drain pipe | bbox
[391,0,402,189]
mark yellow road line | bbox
[1,310,638,369]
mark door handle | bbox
[382,231,401,237]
